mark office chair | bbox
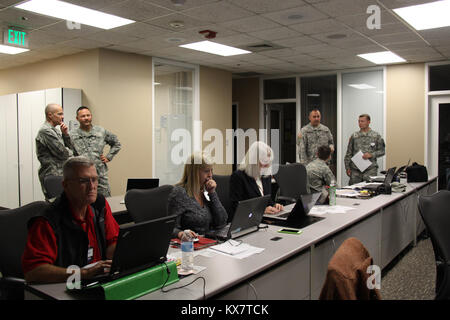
[274,163,308,205]
[0,201,49,300]
[125,185,174,223]
[213,174,233,222]
[43,175,64,199]
[418,190,450,300]
[319,237,381,300]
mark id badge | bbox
[87,247,94,263]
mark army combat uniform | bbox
[306,158,336,193]
[344,129,385,185]
[70,125,121,197]
[36,122,76,198]
[297,123,334,165]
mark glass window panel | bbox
[264,78,296,99]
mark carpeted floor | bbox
[380,236,436,300]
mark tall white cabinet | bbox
[0,88,81,208]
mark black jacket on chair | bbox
[229,170,273,218]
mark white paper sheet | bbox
[351,150,372,173]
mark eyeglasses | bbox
[70,177,99,185]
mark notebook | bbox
[208,195,270,240]
[80,215,176,287]
[263,193,324,229]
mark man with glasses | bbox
[22,156,119,284]
[36,103,77,199]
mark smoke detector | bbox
[168,20,185,29]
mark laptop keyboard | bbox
[213,223,231,238]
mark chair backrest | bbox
[274,163,308,199]
[0,201,49,278]
[43,175,64,199]
[124,185,174,223]
[319,237,381,300]
[418,190,450,299]
[213,174,232,222]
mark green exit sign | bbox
[3,27,29,48]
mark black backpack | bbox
[406,162,428,182]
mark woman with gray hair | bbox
[229,141,283,219]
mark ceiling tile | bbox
[64,0,125,10]
[83,30,141,45]
[379,0,438,10]
[248,26,302,41]
[220,15,281,33]
[101,0,173,21]
[145,0,221,11]
[271,35,322,47]
[371,31,422,45]
[262,5,328,26]
[289,18,347,35]
[183,2,254,23]
[38,21,101,38]
[0,7,60,30]
[313,0,379,18]
[62,37,111,49]
[228,0,307,14]
[145,12,208,31]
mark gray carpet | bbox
[381,236,436,300]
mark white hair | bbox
[238,141,273,179]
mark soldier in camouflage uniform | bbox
[344,114,385,185]
[306,145,336,193]
[70,106,121,197]
[297,109,334,165]
[36,103,76,199]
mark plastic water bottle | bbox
[329,180,336,206]
[181,230,194,272]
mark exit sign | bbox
[3,27,29,48]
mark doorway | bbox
[265,102,296,165]
[439,103,450,190]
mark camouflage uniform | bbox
[297,123,334,165]
[70,125,121,197]
[306,158,336,193]
[36,122,76,198]
[344,129,385,185]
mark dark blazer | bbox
[229,169,273,218]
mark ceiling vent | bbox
[242,42,284,52]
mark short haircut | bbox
[63,156,95,179]
[76,106,90,116]
[309,108,321,115]
[317,145,331,161]
[44,103,60,117]
[359,114,371,121]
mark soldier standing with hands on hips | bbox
[344,114,385,185]
[70,106,121,197]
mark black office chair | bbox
[0,201,49,300]
[274,163,308,205]
[213,174,233,223]
[418,190,450,300]
[124,185,174,223]
[43,175,64,199]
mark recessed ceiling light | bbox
[0,44,29,54]
[393,0,450,30]
[15,0,134,29]
[168,20,184,29]
[166,37,184,43]
[357,51,406,64]
[348,84,376,90]
[179,40,251,56]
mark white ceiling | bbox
[0,0,449,76]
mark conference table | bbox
[24,177,437,300]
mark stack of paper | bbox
[209,241,264,259]
[310,205,355,215]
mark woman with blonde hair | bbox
[168,152,228,239]
[229,141,283,217]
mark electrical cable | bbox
[161,262,207,300]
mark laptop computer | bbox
[363,167,396,190]
[208,195,270,240]
[80,214,176,287]
[263,193,324,229]
[126,178,159,191]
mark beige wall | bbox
[232,77,260,132]
[0,49,234,195]
[200,66,232,175]
[386,63,425,168]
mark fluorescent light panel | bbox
[393,0,450,30]
[0,45,29,54]
[348,84,376,90]
[15,0,134,29]
[358,51,406,64]
[179,40,251,56]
